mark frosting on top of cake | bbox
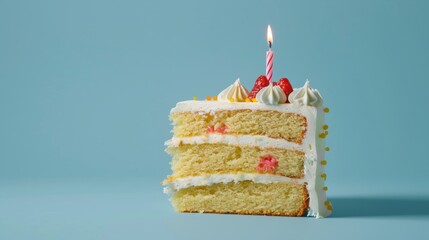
[256,83,287,105]
[217,78,249,102]
[289,80,323,107]
[170,100,321,114]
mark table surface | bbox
[1,178,428,240]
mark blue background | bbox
[1,0,428,239]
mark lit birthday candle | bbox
[266,25,274,83]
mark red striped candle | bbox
[266,25,274,82]
[266,50,274,83]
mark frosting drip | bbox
[255,83,287,105]
[217,79,249,102]
[289,80,323,107]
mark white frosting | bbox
[163,173,305,195]
[166,134,305,152]
[256,83,287,104]
[289,80,323,107]
[166,100,331,218]
[217,78,249,102]
[171,100,316,114]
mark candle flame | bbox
[267,25,273,47]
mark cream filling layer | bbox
[163,173,305,195]
[166,134,306,153]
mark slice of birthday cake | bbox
[163,76,332,218]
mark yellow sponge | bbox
[166,143,305,180]
[171,110,307,144]
[172,181,309,216]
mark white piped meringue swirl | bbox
[217,78,249,102]
[255,83,287,105]
[289,80,323,107]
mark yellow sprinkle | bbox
[245,98,250,102]
[324,200,330,206]
[230,98,235,102]
[327,205,333,211]
[325,147,330,151]
[323,124,329,130]
[321,173,327,180]
[319,133,326,139]
[206,96,211,101]
[252,98,257,102]
[323,186,328,191]
[324,107,330,113]
[213,96,218,101]
[321,160,327,165]
[193,96,197,100]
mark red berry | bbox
[248,75,269,99]
[207,126,215,133]
[256,155,278,173]
[216,125,228,134]
[277,78,293,99]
